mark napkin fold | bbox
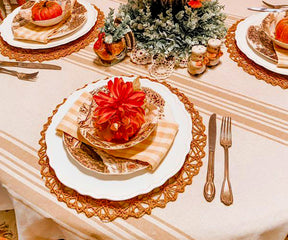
[274,43,288,68]
[57,92,179,171]
[13,21,64,43]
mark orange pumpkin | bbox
[32,1,62,21]
[275,18,288,43]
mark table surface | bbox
[0,0,288,240]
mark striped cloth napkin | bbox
[13,21,64,43]
[57,92,179,170]
[274,44,288,68]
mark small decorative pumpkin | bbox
[275,17,288,44]
[32,1,62,21]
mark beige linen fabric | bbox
[13,21,64,43]
[56,92,179,170]
[0,0,288,240]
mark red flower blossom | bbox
[187,0,203,8]
[93,77,146,142]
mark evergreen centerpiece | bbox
[94,9,131,66]
[118,0,226,61]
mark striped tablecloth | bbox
[0,0,288,239]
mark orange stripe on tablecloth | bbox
[126,217,186,240]
[149,215,196,240]
[0,130,37,152]
[196,98,287,143]
[166,74,288,125]
[65,53,134,77]
[0,136,39,171]
[0,153,48,191]
[112,221,148,240]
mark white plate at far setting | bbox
[45,76,192,201]
[0,0,97,50]
[235,12,288,76]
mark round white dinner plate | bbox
[0,0,97,50]
[45,76,192,201]
[235,13,288,76]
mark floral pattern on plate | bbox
[246,25,277,62]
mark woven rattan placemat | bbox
[38,75,207,222]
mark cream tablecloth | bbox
[0,0,288,239]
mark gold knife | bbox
[204,113,217,202]
[0,61,61,70]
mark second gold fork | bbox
[220,116,233,206]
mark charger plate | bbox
[38,75,206,221]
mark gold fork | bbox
[220,116,233,206]
[0,67,38,81]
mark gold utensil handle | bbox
[0,67,18,77]
[220,147,233,206]
[204,151,215,202]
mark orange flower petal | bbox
[96,109,117,124]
